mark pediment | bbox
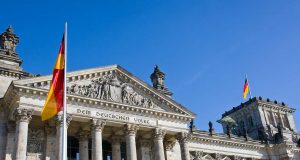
[13,65,195,118]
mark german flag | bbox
[41,35,65,121]
[243,78,249,99]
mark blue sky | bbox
[1,0,300,132]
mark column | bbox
[0,111,7,160]
[111,136,121,160]
[177,132,190,160]
[56,114,72,160]
[137,139,151,160]
[153,128,166,160]
[164,141,176,160]
[5,122,15,160]
[91,119,106,160]
[45,124,56,160]
[78,130,89,160]
[14,108,33,160]
[124,124,139,160]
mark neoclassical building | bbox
[0,26,299,160]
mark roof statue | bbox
[0,25,19,55]
[150,65,173,97]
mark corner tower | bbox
[218,97,298,144]
[0,26,30,97]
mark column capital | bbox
[152,128,166,140]
[91,119,106,132]
[177,132,191,143]
[165,140,176,151]
[111,136,122,145]
[14,108,33,123]
[45,124,56,135]
[55,113,72,127]
[124,124,139,135]
[77,129,90,141]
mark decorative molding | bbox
[14,108,33,123]
[66,73,156,109]
[165,140,176,151]
[55,113,72,127]
[91,119,106,132]
[152,128,166,140]
[124,124,139,135]
[77,129,90,141]
[177,132,191,144]
[14,85,193,122]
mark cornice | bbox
[14,84,194,122]
[258,101,295,113]
[190,131,265,150]
[0,67,30,79]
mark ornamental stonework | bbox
[14,108,33,123]
[91,119,106,132]
[66,74,156,108]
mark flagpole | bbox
[246,74,252,99]
[62,22,68,160]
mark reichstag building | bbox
[0,26,300,160]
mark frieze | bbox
[72,108,157,126]
[66,74,156,109]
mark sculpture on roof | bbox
[0,26,19,54]
[150,65,173,97]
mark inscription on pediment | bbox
[66,74,157,109]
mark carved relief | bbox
[27,129,45,153]
[66,74,155,108]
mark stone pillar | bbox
[0,110,7,160]
[91,119,106,160]
[165,141,176,160]
[124,124,139,160]
[177,132,191,160]
[5,122,15,160]
[78,130,89,160]
[45,125,56,160]
[56,114,72,160]
[111,136,121,160]
[153,128,166,160]
[137,139,151,160]
[14,108,33,160]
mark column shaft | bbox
[91,119,105,160]
[56,114,72,160]
[153,129,166,160]
[111,137,121,160]
[14,108,33,160]
[79,139,89,160]
[125,124,139,160]
[177,132,190,160]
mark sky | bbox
[1,0,300,132]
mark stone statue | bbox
[150,65,173,96]
[277,123,283,138]
[66,74,154,108]
[242,125,248,141]
[208,121,214,135]
[189,119,195,132]
[226,125,231,138]
[0,26,19,53]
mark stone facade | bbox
[0,27,300,160]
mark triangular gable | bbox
[13,65,195,118]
